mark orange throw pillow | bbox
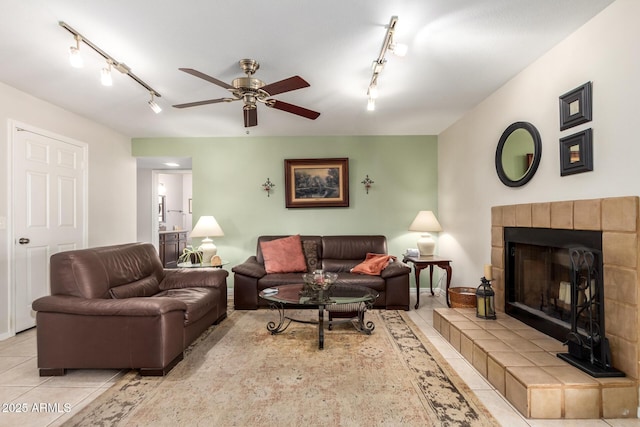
[351,253,396,276]
[260,235,308,274]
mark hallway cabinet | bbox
[159,231,188,268]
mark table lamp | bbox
[190,215,224,264]
[408,210,442,256]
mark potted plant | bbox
[178,246,203,265]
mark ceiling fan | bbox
[173,59,321,127]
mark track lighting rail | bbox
[59,21,161,98]
[366,16,406,111]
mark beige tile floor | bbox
[0,326,124,426]
[0,290,638,426]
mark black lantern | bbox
[476,277,496,319]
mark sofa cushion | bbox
[50,243,165,299]
[109,276,161,299]
[258,273,307,288]
[302,240,319,272]
[160,268,228,290]
[333,273,386,291]
[351,253,396,276]
[155,287,220,326]
[260,235,307,274]
[322,235,387,260]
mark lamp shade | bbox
[409,211,442,257]
[190,216,224,264]
[408,211,442,232]
[190,216,224,238]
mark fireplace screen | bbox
[511,242,574,326]
[505,227,602,340]
[505,227,624,377]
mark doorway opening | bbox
[135,157,192,251]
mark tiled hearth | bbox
[449,196,640,419]
[434,307,637,419]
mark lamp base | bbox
[198,238,218,264]
[416,234,435,256]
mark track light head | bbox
[367,84,379,99]
[100,61,113,86]
[148,92,162,114]
[389,42,408,57]
[367,98,375,111]
[69,35,83,68]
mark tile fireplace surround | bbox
[436,196,640,419]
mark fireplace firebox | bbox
[504,227,624,377]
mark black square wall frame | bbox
[560,128,593,176]
[559,82,592,131]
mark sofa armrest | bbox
[381,260,411,279]
[160,268,228,290]
[231,256,267,279]
[32,295,187,316]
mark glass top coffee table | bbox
[259,283,379,350]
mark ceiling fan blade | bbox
[178,68,234,90]
[172,98,229,109]
[261,76,310,96]
[267,100,320,120]
[244,107,258,127]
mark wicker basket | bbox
[448,287,477,308]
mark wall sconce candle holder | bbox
[262,178,275,197]
[361,175,374,194]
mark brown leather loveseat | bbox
[32,242,228,376]
[233,235,410,310]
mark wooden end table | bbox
[402,255,453,308]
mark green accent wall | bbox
[133,135,438,286]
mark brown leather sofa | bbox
[232,235,410,310]
[32,242,228,376]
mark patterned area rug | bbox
[65,309,497,426]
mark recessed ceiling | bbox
[136,157,192,170]
[0,0,615,138]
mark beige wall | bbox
[438,0,640,286]
[0,81,136,339]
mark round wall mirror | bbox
[495,121,542,187]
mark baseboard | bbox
[0,331,14,341]
[417,287,442,296]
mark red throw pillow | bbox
[351,253,396,276]
[260,235,308,274]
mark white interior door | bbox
[12,124,87,332]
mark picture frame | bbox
[158,195,166,223]
[560,128,593,176]
[284,158,349,208]
[559,81,592,131]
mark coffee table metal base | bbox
[266,301,374,350]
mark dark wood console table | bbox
[159,231,188,268]
[402,255,453,309]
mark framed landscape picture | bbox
[284,158,349,208]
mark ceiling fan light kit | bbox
[173,59,321,127]
[59,21,162,113]
[367,16,406,112]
